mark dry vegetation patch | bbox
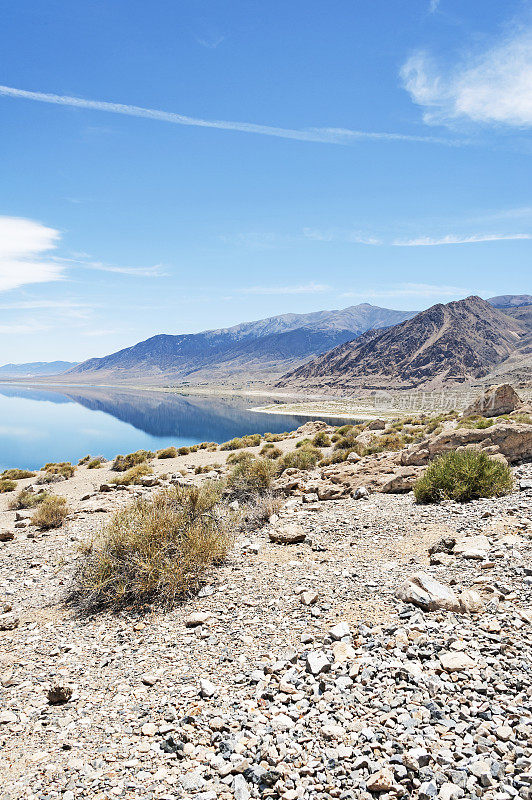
[75,483,235,609]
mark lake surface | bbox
[0,384,351,471]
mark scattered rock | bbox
[269,524,306,544]
[396,572,461,612]
[47,685,73,705]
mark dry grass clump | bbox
[42,462,75,478]
[414,449,513,504]
[75,483,234,609]
[227,457,277,500]
[312,431,331,447]
[194,464,221,474]
[279,445,320,471]
[157,446,178,459]
[112,450,154,472]
[220,434,261,451]
[8,489,51,510]
[239,491,283,530]
[2,468,36,480]
[260,444,283,459]
[263,432,289,442]
[88,456,106,469]
[0,479,16,493]
[226,450,255,465]
[506,411,532,425]
[110,463,153,486]
[31,495,69,529]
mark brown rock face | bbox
[278,296,527,390]
[463,384,523,417]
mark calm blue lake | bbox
[0,384,349,471]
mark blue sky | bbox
[0,0,531,362]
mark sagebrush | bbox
[414,449,513,504]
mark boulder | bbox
[367,418,387,430]
[269,524,306,545]
[453,535,490,560]
[0,530,15,542]
[463,383,522,417]
[459,589,485,614]
[439,652,476,672]
[396,572,461,612]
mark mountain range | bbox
[62,303,415,386]
[278,296,532,390]
[3,294,531,390]
[0,361,78,378]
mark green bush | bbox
[263,432,288,442]
[87,457,106,469]
[261,445,282,459]
[112,450,154,472]
[279,445,320,471]
[75,483,233,608]
[157,446,178,459]
[178,446,191,455]
[78,455,91,465]
[2,468,36,480]
[459,415,495,430]
[414,449,513,504]
[336,424,354,435]
[0,479,16,493]
[312,431,331,447]
[227,457,277,499]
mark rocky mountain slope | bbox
[488,294,532,308]
[62,304,414,385]
[0,361,78,378]
[278,296,528,390]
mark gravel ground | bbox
[0,455,531,800]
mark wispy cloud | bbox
[196,35,225,49]
[0,84,459,147]
[0,216,64,292]
[393,233,532,246]
[304,227,531,247]
[82,261,166,277]
[428,0,440,13]
[0,320,50,334]
[401,25,532,127]
[240,282,331,295]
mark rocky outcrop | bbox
[463,383,523,417]
[402,423,532,465]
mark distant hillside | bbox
[64,304,415,385]
[278,296,528,390]
[0,361,79,378]
[488,294,532,308]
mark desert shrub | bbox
[178,446,191,455]
[414,449,513,504]
[262,445,282,459]
[227,457,277,499]
[334,433,361,452]
[220,434,261,451]
[424,420,443,435]
[226,450,256,465]
[36,472,67,485]
[263,432,288,442]
[42,462,75,478]
[194,464,220,474]
[296,438,312,449]
[336,424,354,435]
[32,495,69,529]
[87,457,106,469]
[279,445,320,471]
[8,489,51,510]
[110,464,153,486]
[78,455,91,465]
[459,415,494,430]
[312,431,331,447]
[239,491,283,530]
[0,479,16,493]
[157,446,178,459]
[320,448,358,466]
[2,468,36,480]
[75,483,233,608]
[506,412,532,425]
[112,450,154,472]
[364,432,410,455]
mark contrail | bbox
[0,84,457,146]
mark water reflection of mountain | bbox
[31,387,309,440]
[0,384,72,404]
[62,388,308,439]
